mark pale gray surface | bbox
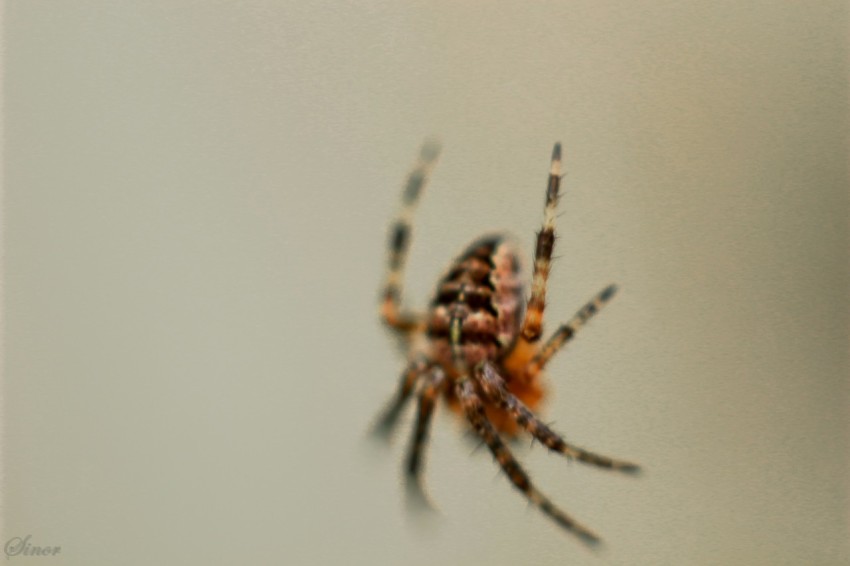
[3,2,849,565]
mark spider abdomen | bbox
[426,235,524,373]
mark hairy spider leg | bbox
[455,378,601,546]
[373,357,432,438]
[519,142,562,344]
[476,362,639,473]
[381,141,441,333]
[524,284,620,380]
[405,369,446,494]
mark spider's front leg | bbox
[380,141,441,334]
[475,361,640,473]
[518,142,562,346]
[455,377,601,545]
[513,146,621,380]
[524,284,619,380]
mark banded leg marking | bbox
[381,141,441,333]
[477,362,640,473]
[406,369,446,498]
[525,284,619,379]
[520,143,562,343]
[373,358,430,438]
[405,368,445,510]
[455,378,601,546]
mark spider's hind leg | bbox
[476,361,639,473]
[380,141,441,334]
[455,378,601,546]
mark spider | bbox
[373,141,639,546]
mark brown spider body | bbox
[427,235,544,435]
[374,142,638,546]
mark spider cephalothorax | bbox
[374,142,639,546]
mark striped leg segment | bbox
[406,369,445,477]
[476,362,640,473]
[525,284,619,380]
[455,378,601,546]
[405,369,446,503]
[381,141,441,333]
[520,143,562,343]
[373,357,431,438]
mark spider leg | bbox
[519,143,562,344]
[476,362,640,473]
[455,378,601,546]
[525,284,619,380]
[372,357,431,439]
[405,368,446,502]
[380,141,441,333]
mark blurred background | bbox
[3,2,848,565]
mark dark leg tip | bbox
[618,462,643,476]
[369,407,403,442]
[404,476,438,514]
[552,142,562,162]
[600,284,618,302]
[369,424,394,445]
[578,530,603,548]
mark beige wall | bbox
[3,2,848,565]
